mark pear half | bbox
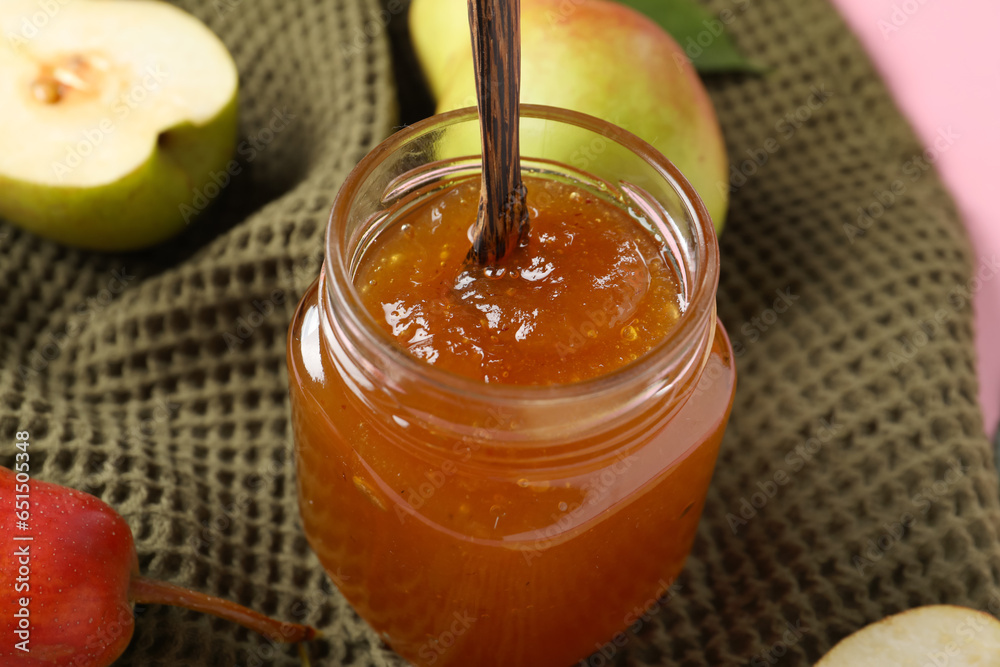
[816,605,1000,666]
[0,0,238,250]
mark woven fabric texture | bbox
[1,0,998,665]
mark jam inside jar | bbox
[288,105,736,667]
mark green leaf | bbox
[618,0,766,74]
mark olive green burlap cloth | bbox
[2,0,998,665]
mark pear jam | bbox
[355,176,684,384]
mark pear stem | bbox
[298,642,313,667]
[129,576,318,643]
[466,0,528,264]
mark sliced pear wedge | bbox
[817,605,1000,666]
[0,0,238,250]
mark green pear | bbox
[0,0,239,251]
[410,0,730,231]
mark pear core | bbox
[30,52,112,105]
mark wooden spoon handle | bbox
[466,0,529,265]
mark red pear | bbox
[0,466,316,666]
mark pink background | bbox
[829,0,1000,439]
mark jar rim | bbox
[323,103,720,405]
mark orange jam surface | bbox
[355,176,683,384]
[290,175,736,667]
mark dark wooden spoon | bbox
[465,0,529,265]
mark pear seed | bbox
[32,79,61,104]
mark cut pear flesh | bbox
[0,0,239,250]
[0,0,237,188]
[816,605,1000,666]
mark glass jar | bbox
[287,105,736,667]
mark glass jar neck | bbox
[318,105,720,468]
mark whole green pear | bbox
[410,0,730,231]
